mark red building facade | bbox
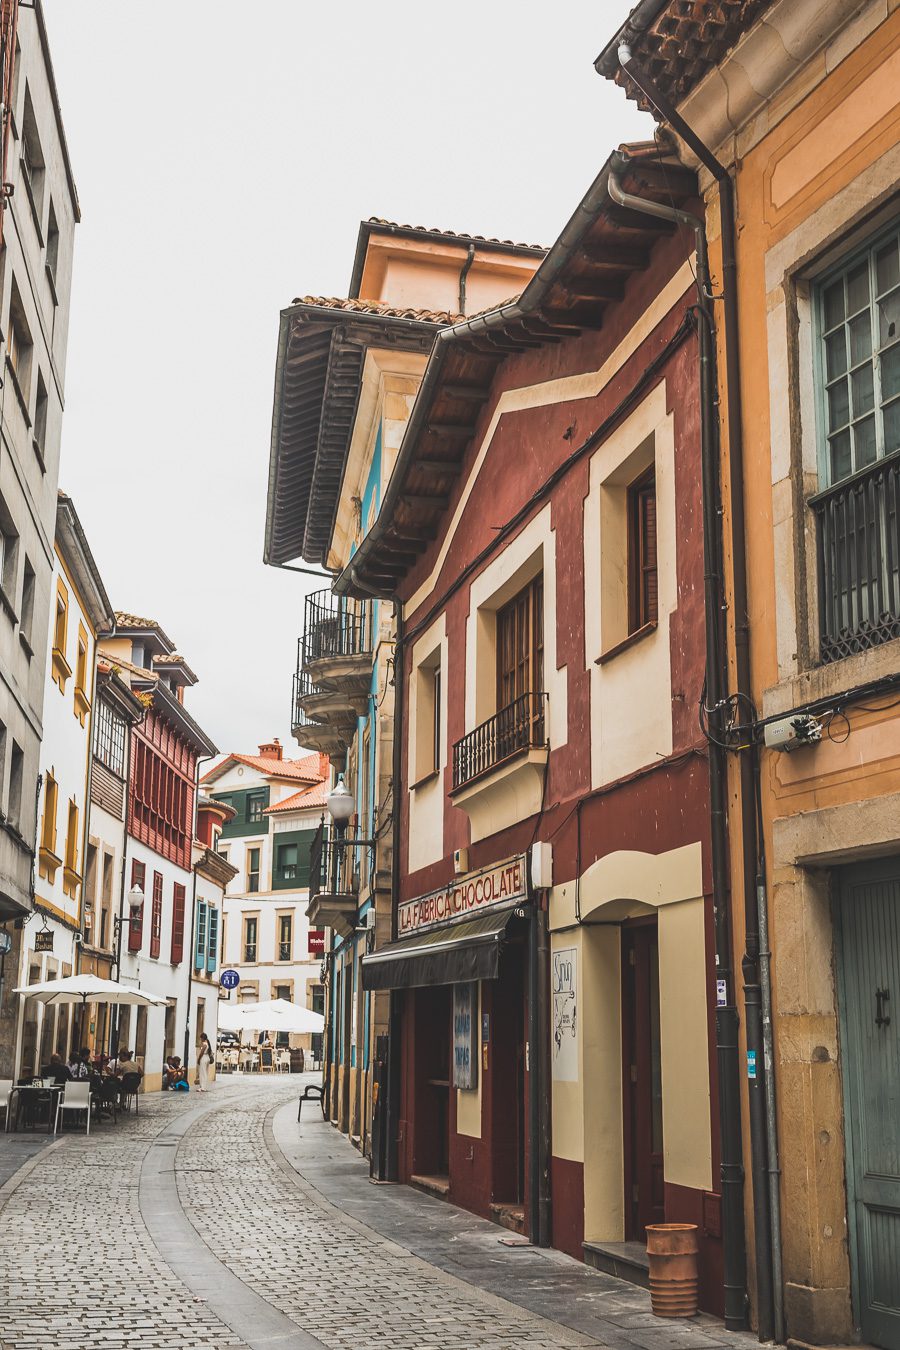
[354,153,726,1309]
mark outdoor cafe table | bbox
[7,1083,63,1134]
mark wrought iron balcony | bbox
[452,691,548,792]
[306,819,373,938]
[811,451,900,664]
[291,664,358,757]
[302,589,373,668]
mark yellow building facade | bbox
[600,2,900,1345]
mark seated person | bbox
[108,1047,135,1075]
[41,1053,72,1085]
[163,1055,189,1089]
[67,1048,93,1080]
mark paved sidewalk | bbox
[0,1075,759,1350]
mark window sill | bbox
[51,646,71,691]
[74,684,90,726]
[762,632,900,720]
[5,355,31,428]
[18,629,33,660]
[32,435,46,474]
[63,865,82,899]
[411,769,441,791]
[38,845,62,884]
[596,621,658,666]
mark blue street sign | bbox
[220,969,240,990]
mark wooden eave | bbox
[343,155,699,598]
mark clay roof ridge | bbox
[366,217,547,252]
[291,295,462,324]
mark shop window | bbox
[627,467,658,634]
[811,225,900,662]
[243,915,258,964]
[277,913,292,962]
[247,846,260,893]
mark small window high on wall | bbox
[627,467,658,634]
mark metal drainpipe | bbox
[385,598,404,1182]
[609,153,750,1333]
[110,703,137,1056]
[458,243,476,317]
[616,45,781,1343]
[527,871,551,1247]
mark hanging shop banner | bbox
[551,946,578,1083]
[397,855,527,938]
[453,982,478,1090]
[308,930,325,957]
[34,930,54,953]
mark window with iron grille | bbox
[277,913,292,962]
[243,915,258,964]
[813,228,900,662]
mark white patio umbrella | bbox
[218,998,324,1035]
[13,973,167,1007]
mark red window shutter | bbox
[171,882,186,964]
[128,859,146,952]
[149,870,163,958]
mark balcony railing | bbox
[303,589,373,665]
[292,666,321,730]
[309,819,365,898]
[811,452,900,664]
[452,691,548,792]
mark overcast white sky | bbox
[41,1,651,759]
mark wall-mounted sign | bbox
[398,855,527,938]
[308,930,325,957]
[34,930,54,953]
[453,982,478,1091]
[219,968,240,990]
[552,947,577,1083]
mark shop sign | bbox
[308,929,325,957]
[551,947,577,1083]
[453,982,478,1090]
[34,930,54,953]
[397,855,527,938]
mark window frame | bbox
[626,465,659,635]
[814,221,900,488]
[247,845,261,893]
[277,912,293,963]
[243,914,258,964]
[496,574,544,713]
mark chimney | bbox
[258,738,283,761]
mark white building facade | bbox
[207,742,327,1058]
[0,2,80,1077]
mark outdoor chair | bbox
[95,1078,119,1123]
[0,1078,11,1131]
[55,1081,91,1134]
[119,1073,142,1114]
[276,1050,291,1074]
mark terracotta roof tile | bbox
[292,295,461,324]
[114,611,160,630]
[366,217,546,252]
[201,750,329,786]
[264,781,329,814]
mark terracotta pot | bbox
[645,1223,699,1318]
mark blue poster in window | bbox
[453,982,478,1090]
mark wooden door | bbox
[839,859,900,1349]
[622,921,665,1240]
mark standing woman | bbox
[197,1033,213,1093]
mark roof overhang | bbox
[151,680,217,758]
[336,149,697,599]
[349,219,546,299]
[55,493,115,633]
[264,303,451,570]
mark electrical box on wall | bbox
[453,848,468,875]
[530,841,553,891]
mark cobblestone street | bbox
[0,1077,756,1350]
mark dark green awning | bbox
[361,904,520,990]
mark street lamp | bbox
[126,884,145,928]
[326,775,355,837]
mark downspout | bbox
[385,597,404,1182]
[616,46,781,1343]
[458,243,475,317]
[617,47,779,1342]
[184,754,214,1072]
[609,151,749,1333]
[110,704,136,1056]
[527,864,551,1246]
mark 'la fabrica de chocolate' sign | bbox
[398,855,527,937]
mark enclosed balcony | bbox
[811,451,900,663]
[306,819,371,938]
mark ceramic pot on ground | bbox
[645,1222,699,1318]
